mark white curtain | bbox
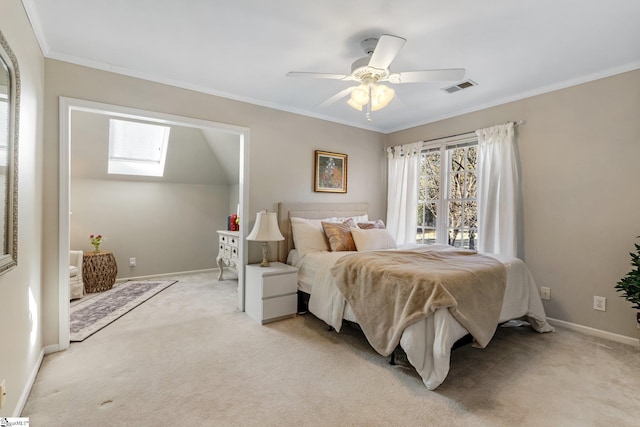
[386,141,422,245]
[475,122,518,257]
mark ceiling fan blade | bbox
[316,87,355,108]
[388,68,466,83]
[286,71,351,80]
[368,34,406,70]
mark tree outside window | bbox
[418,141,478,250]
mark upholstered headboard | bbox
[277,202,369,263]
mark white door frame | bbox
[58,96,250,349]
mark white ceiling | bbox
[23,0,640,133]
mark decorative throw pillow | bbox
[322,219,357,252]
[351,227,397,251]
[291,217,336,257]
[357,219,386,229]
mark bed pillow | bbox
[337,214,369,224]
[357,219,386,229]
[291,217,336,257]
[322,219,356,252]
[351,227,397,251]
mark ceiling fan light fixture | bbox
[347,98,363,111]
[286,34,466,121]
[371,84,394,111]
[347,83,394,113]
[349,85,370,106]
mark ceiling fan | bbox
[286,34,465,121]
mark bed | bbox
[276,202,554,390]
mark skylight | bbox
[108,119,170,177]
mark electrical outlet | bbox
[129,257,136,267]
[594,296,606,311]
[540,287,551,300]
[0,379,6,410]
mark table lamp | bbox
[246,210,284,267]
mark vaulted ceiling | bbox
[23,0,640,133]
[71,111,240,185]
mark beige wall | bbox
[386,69,640,339]
[5,0,634,414]
[71,179,229,278]
[69,110,236,277]
[43,59,386,347]
[0,0,45,416]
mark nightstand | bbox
[245,262,298,324]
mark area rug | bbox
[70,280,177,342]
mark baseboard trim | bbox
[547,317,640,347]
[43,344,61,355]
[14,348,44,417]
[115,268,217,283]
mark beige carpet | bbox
[70,280,178,341]
[23,271,640,426]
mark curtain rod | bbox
[419,120,526,145]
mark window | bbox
[417,135,478,249]
[108,119,170,177]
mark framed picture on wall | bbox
[314,150,347,193]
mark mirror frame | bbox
[0,30,20,275]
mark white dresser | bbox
[245,262,298,324]
[216,230,239,280]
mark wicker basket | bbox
[82,251,118,293]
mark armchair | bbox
[70,250,84,300]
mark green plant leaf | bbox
[615,238,640,310]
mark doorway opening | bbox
[58,97,249,349]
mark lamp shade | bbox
[347,98,363,111]
[350,84,370,106]
[371,84,394,111]
[347,83,394,113]
[246,211,284,242]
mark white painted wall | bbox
[0,0,45,416]
[386,69,640,340]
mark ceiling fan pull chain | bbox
[365,86,373,121]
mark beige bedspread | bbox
[330,248,507,356]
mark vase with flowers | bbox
[89,234,103,252]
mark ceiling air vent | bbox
[442,80,477,94]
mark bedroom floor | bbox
[23,271,640,426]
